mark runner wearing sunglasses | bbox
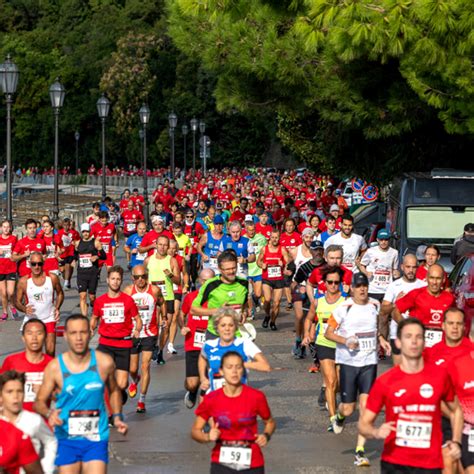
[15,252,64,356]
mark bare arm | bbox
[359,407,395,440]
[168,257,181,285]
[378,301,393,340]
[15,278,31,314]
[23,460,44,474]
[197,233,208,260]
[34,360,62,428]
[244,352,271,372]
[51,274,64,310]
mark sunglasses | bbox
[185,215,194,218]
[30,262,44,267]
[133,274,148,280]
[325,280,340,285]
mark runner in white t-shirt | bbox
[324,214,367,273]
[325,272,391,467]
[359,229,400,301]
[378,253,426,365]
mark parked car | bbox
[449,253,474,334]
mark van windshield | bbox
[407,206,474,244]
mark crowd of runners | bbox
[1,167,474,474]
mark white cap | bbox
[329,204,340,212]
[80,223,90,232]
[151,215,164,223]
[244,214,254,222]
[302,227,315,237]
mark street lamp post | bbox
[190,118,198,171]
[74,131,80,175]
[139,104,150,224]
[49,78,66,221]
[168,112,177,180]
[199,120,206,175]
[182,124,188,179]
[0,54,19,223]
[96,94,110,202]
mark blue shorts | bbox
[248,275,262,283]
[56,439,109,466]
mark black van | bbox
[386,172,474,272]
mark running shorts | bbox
[368,293,384,302]
[166,300,175,314]
[210,463,265,474]
[381,461,441,474]
[185,350,200,378]
[45,322,57,334]
[97,344,131,371]
[461,433,474,469]
[248,275,262,283]
[0,272,16,281]
[262,279,285,290]
[77,272,99,294]
[59,256,74,266]
[131,336,158,355]
[315,344,335,361]
[339,364,377,403]
[56,439,108,466]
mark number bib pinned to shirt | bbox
[267,265,282,279]
[425,329,443,348]
[219,445,252,470]
[68,409,100,440]
[79,254,93,268]
[396,414,432,449]
[103,306,125,323]
[194,329,206,348]
[356,331,376,353]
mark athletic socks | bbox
[139,393,146,403]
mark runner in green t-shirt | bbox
[244,221,267,319]
[191,250,249,337]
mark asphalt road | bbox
[0,248,388,473]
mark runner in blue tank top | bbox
[35,314,128,473]
[197,215,226,275]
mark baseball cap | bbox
[213,215,224,225]
[352,273,369,287]
[377,228,390,239]
[329,204,339,213]
[335,189,342,195]
[80,223,90,232]
[310,240,324,251]
[416,244,427,261]
[216,202,223,209]
[302,227,315,237]
[244,214,254,223]
[464,223,474,232]
[151,215,164,223]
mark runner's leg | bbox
[45,333,56,357]
[82,461,107,474]
[321,359,338,416]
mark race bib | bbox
[237,263,247,277]
[267,265,282,279]
[356,331,376,353]
[136,251,146,261]
[103,306,125,323]
[68,410,100,440]
[127,223,136,232]
[425,329,443,348]
[194,329,206,348]
[219,446,252,470]
[209,257,218,269]
[213,377,226,390]
[46,246,56,259]
[373,269,391,288]
[0,246,12,258]
[469,429,474,453]
[140,310,151,326]
[62,235,72,247]
[153,281,167,298]
[102,244,109,253]
[24,372,43,403]
[79,254,92,268]
[396,414,432,448]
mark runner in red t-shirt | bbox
[138,216,173,257]
[41,219,61,276]
[1,318,53,412]
[0,219,17,320]
[56,218,80,290]
[394,264,454,348]
[192,352,276,472]
[12,219,46,277]
[359,317,463,473]
[91,265,141,398]
[179,268,215,409]
[91,211,117,268]
[0,418,41,474]
[121,200,144,237]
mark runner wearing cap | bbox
[74,223,106,316]
[378,254,426,365]
[218,221,255,279]
[326,272,391,466]
[393,264,454,348]
[324,214,367,273]
[244,222,267,320]
[198,215,225,275]
[359,317,463,474]
[258,229,290,331]
[319,205,342,233]
[359,229,400,302]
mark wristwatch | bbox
[263,432,272,442]
[111,413,124,421]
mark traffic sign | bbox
[361,184,379,202]
[351,178,365,192]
